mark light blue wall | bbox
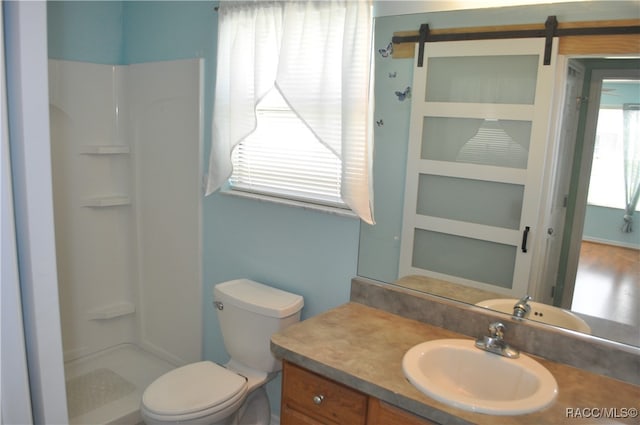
[584,206,640,248]
[122,1,216,65]
[47,0,360,417]
[47,1,124,64]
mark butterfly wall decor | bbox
[378,42,393,58]
[395,86,411,101]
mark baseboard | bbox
[582,236,640,250]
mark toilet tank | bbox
[214,279,304,373]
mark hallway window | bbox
[588,107,640,211]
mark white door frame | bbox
[528,56,586,304]
[560,66,640,308]
[1,3,33,422]
[3,2,68,423]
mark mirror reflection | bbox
[359,2,639,348]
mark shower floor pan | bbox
[64,343,175,425]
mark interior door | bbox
[537,60,585,304]
[400,37,558,297]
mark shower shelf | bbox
[88,302,136,320]
[82,196,131,208]
[79,145,130,155]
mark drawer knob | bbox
[313,394,325,405]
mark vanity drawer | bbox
[282,361,367,425]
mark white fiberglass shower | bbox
[48,58,203,424]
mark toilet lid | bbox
[142,361,248,416]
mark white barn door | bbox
[400,37,558,297]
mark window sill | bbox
[220,189,358,220]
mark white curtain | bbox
[206,0,374,224]
[622,103,640,232]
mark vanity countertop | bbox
[271,302,640,425]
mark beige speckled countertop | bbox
[271,302,640,425]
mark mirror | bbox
[359,2,640,348]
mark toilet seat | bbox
[141,361,248,422]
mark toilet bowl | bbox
[140,361,248,425]
[140,279,304,425]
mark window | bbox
[206,0,374,224]
[587,107,640,211]
[229,89,345,209]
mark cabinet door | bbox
[281,361,367,425]
[281,403,328,425]
[367,398,438,425]
[400,38,558,297]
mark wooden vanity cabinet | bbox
[281,361,437,425]
[281,361,367,424]
[367,398,438,425]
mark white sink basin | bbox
[476,298,591,334]
[403,339,558,415]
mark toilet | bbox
[140,279,304,425]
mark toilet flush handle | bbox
[213,301,224,310]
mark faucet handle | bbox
[488,322,505,339]
[513,295,532,318]
[517,295,532,304]
[476,321,519,358]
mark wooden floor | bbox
[571,241,640,327]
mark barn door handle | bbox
[521,226,530,253]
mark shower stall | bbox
[48,58,203,424]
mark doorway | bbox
[573,242,639,326]
[557,60,640,327]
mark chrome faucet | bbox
[475,322,520,358]
[513,295,532,319]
